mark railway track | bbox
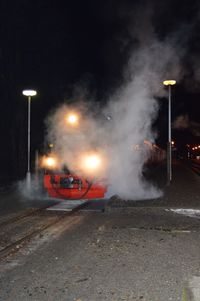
[0,205,53,228]
[0,200,89,260]
[185,159,200,176]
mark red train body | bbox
[44,173,107,200]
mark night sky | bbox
[1,0,200,179]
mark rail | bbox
[0,201,89,260]
[184,159,200,176]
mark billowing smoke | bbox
[172,115,190,129]
[173,114,200,137]
[45,40,184,199]
[104,88,159,198]
[103,39,184,198]
[45,2,188,200]
[45,103,107,176]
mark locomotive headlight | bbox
[42,156,57,169]
[80,153,104,175]
[84,155,101,170]
[68,114,77,123]
[46,157,56,167]
[66,112,79,127]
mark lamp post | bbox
[22,89,37,189]
[163,80,176,185]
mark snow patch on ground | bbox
[187,276,200,301]
[166,209,200,219]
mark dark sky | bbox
[1,0,200,177]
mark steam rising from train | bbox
[19,1,199,201]
[45,98,162,199]
[44,89,161,200]
[45,10,185,199]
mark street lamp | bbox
[163,80,176,185]
[22,89,37,189]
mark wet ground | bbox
[0,160,200,300]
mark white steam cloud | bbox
[45,2,188,200]
[45,38,184,200]
[172,115,190,129]
[103,39,184,198]
[173,114,200,137]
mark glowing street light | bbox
[22,89,37,189]
[163,80,176,86]
[22,90,37,97]
[163,80,176,185]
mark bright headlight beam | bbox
[66,113,79,126]
[42,156,57,168]
[68,114,77,123]
[81,154,102,172]
[46,157,56,167]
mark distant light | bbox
[163,80,176,86]
[22,90,37,97]
[106,115,112,121]
[171,141,175,145]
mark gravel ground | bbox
[0,209,200,301]
[0,161,200,301]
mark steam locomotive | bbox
[42,154,107,200]
[40,110,165,201]
[41,141,165,201]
